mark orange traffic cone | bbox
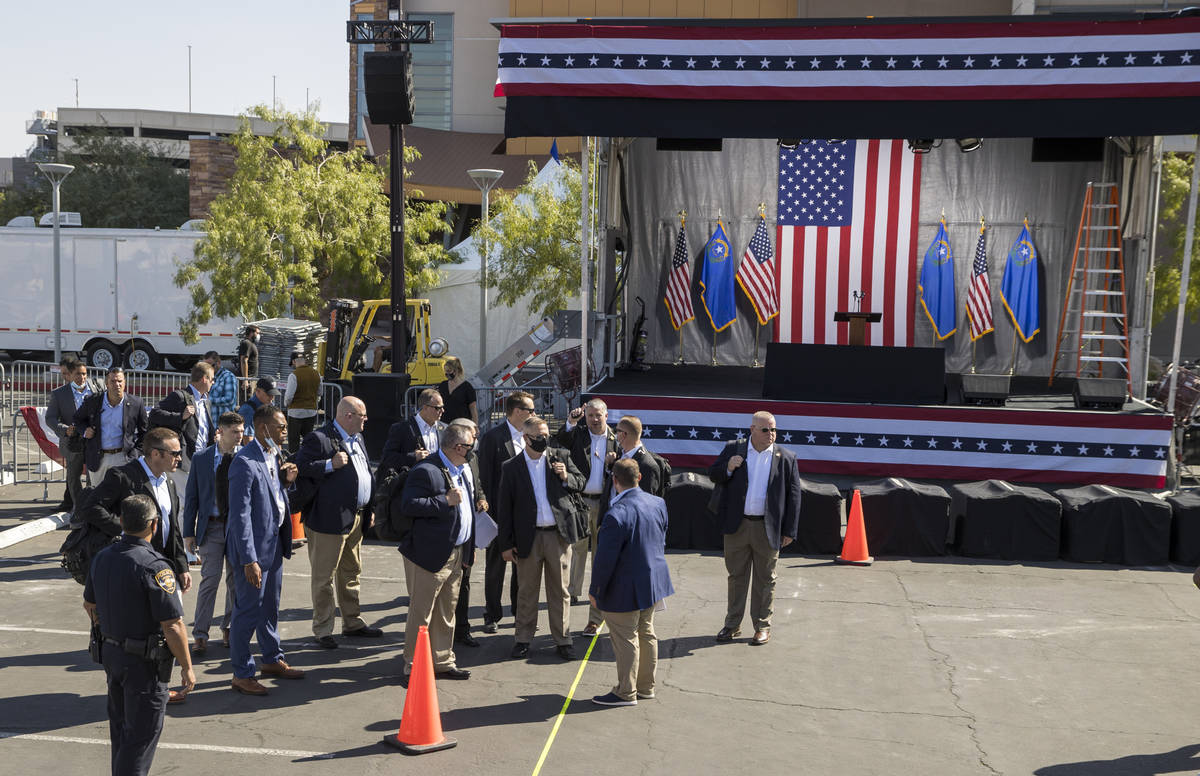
[383,625,457,755]
[836,489,873,566]
[289,511,305,542]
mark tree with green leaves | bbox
[0,131,187,228]
[174,105,452,343]
[466,157,584,317]
[1153,152,1200,325]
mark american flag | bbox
[736,216,779,325]
[966,226,995,340]
[663,221,694,330]
[775,139,921,346]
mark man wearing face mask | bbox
[447,418,488,647]
[496,417,586,661]
[47,357,101,511]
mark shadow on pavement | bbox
[1034,744,1200,775]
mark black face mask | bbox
[527,435,548,453]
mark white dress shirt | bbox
[138,458,172,540]
[438,450,473,546]
[524,452,555,527]
[742,443,773,516]
[333,420,372,509]
[507,420,526,453]
[256,439,287,528]
[584,430,608,494]
[189,384,211,452]
[416,415,440,452]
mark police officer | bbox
[83,494,196,776]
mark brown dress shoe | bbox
[191,637,207,655]
[260,660,305,679]
[231,677,269,696]
[715,627,742,643]
[750,630,771,646]
[168,689,187,704]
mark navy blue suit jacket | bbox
[182,444,222,544]
[589,487,674,613]
[73,392,148,473]
[294,421,373,534]
[149,387,215,471]
[708,441,802,550]
[226,441,293,567]
[398,456,474,574]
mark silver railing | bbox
[8,408,65,491]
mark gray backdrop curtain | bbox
[618,136,1150,380]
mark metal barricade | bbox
[3,360,61,417]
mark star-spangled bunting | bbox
[736,215,780,325]
[496,19,1200,102]
[592,398,1171,489]
[966,224,995,340]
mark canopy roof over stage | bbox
[493,12,1200,139]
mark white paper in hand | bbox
[474,510,498,548]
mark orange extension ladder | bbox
[1049,182,1131,392]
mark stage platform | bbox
[589,365,1172,489]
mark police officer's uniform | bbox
[84,534,183,776]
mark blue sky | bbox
[0,0,352,157]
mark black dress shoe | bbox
[436,667,471,680]
[455,631,480,647]
[715,627,742,643]
[343,625,383,638]
[511,642,530,659]
[556,644,576,661]
[482,619,499,634]
[316,635,338,649]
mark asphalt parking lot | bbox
[3,482,1200,776]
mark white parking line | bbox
[0,625,89,636]
[0,731,332,759]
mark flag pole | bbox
[674,209,687,366]
[711,329,718,366]
[752,322,761,368]
[970,217,985,375]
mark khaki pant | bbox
[515,529,572,645]
[568,497,604,626]
[306,513,366,637]
[404,545,464,672]
[723,517,779,632]
[93,451,128,484]
[603,606,657,701]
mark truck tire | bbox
[123,340,163,372]
[167,354,200,372]
[84,340,121,371]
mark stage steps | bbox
[1049,182,1131,392]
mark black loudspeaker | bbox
[352,372,412,461]
[961,374,1010,407]
[1073,377,1127,411]
[363,51,414,126]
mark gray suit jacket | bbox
[45,379,102,456]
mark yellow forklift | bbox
[318,298,450,385]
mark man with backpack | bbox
[293,396,383,650]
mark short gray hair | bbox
[440,423,474,451]
[448,417,477,432]
[584,398,608,414]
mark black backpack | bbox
[59,487,118,584]
[372,461,453,543]
[647,451,672,497]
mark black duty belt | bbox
[100,447,124,454]
[535,525,558,532]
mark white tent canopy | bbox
[427,157,578,376]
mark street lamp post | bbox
[37,163,75,364]
[468,168,503,372]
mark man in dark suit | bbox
[46,356,101,510]
[557,399,618,627]
[379,387,445,477]
[605,415,666,498]
[78,427,191,592]
[149,361,216,497]
[497,416,586,661]
[294,396,383,649]
[182,411,244,653]
[74,366,148,484]
[398,423,476,680]
[590,459,674,707]
[476,390,536,633]
[226,404,302,696]
[708,411,801,647]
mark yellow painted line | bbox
[531,625,603,776]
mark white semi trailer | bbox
[0,225,239,370]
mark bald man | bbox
[707,411,801,647]
[294,396,384,648]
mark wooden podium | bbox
[833,311,882,346]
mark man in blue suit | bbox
[182,411,244,653]
[226,404,302,695]
[589,459,674,707]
